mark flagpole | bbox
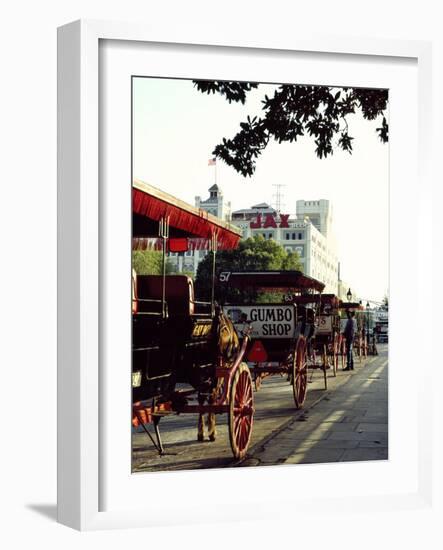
[208,157,217,185]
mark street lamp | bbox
[346,288,352,302]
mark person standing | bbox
[343,310,356,371]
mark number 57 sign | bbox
[219,272,231,282]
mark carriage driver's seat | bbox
[136,275,195,316]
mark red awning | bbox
[133,237,220,252]
[133,179,241,250]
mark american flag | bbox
[208,158,216,166]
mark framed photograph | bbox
[57,19,432,530]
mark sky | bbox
[133,77,389,303]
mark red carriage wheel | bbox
[228,362,254,460]
[292,336,308,409]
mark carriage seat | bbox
[136,275,195,316]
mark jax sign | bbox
[224,305,296,339]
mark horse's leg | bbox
[197,394,205,442]
[207,385,219,442]
[207,412,216,442]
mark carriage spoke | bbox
[239,421,247,450]
[233,415,242,436]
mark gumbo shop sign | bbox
[224,305,295,339]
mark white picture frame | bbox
[57,19,433,531]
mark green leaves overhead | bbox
[376,116,389,143]
[193,80,389,177]
[193,80,259,104]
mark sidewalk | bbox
[244,345,388,465]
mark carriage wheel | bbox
[228,362,254,460]
[292,336,308,409]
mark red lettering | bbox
[250,214,262,228]
[279,214,289,228]
[263,214,277,228]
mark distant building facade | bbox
[168,187,339,294]
[195,184,231,222]
[231,199,339,294]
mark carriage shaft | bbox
[181,404,229,415]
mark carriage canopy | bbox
[219,270,325,293]
[132,178,242,251]
[319,294,340,307]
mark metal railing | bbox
[135,298,167,317]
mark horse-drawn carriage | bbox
[307,293,341,382]
[219,270,325,408]
[132,180,254,460]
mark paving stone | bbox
[357,440,389,448]
[351,415,388,422]
[356,422,388,432]
[303,412,348,423]
[286,424,331,435]
[328,423,358,432]
[327,431,388,442]
[285,448,345,464]
[291,439,359,450]
[280,435,330,444]
[340,447,388,462]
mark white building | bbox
[195,184,231,222]
[168,188,339,294]
[296,199,334,239]
[231,199,339,294]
